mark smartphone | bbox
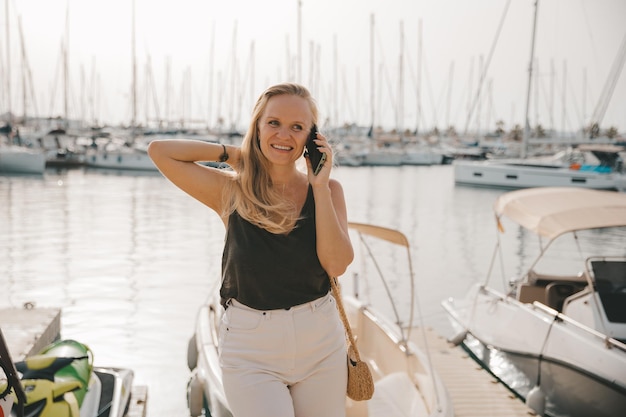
[305,124,327,175]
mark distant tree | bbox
[534,124,546,138]
[605,126,619,139]
[588,122,600,139]
[495,120,505,135]
[510,124,523,141]
[446,125,457,137]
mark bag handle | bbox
[329,277,361,362]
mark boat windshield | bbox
[589,257,626,324]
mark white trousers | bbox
[219,292,347,417]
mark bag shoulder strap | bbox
[329,277,362,362]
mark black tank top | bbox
[220,186,330,310]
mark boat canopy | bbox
[494,187,626,240]
[348,222,410,248]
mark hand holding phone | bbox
[304,125,327,175]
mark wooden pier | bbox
[0,307,148,417]
[412,326,536,417]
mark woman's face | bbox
[257,94,313,167]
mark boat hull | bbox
[0,146,46,174]
[443,284,626,417]
[86,149,157,171]
[454,160,626,190]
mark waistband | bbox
[227,292,332,315]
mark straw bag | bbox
[329,277,375,401]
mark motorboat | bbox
[0,331,134,417]
[186,222,454,417]
[453,144,626,191]
[442,187,626,417]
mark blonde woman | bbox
[148,82,353,417]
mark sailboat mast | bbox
[64,2,69,129]
[297,0,302,83]
[131,0,137,134]
[370,14,375,131]
[5,0,12,125]
[18,16,27,122]
[522,0,539,159]
[398,21,404,135]
[417,19,422,135]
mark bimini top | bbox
[494,187,626,240]
[348,222,409,248]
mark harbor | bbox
[2,1,625,416]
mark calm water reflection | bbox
[2,165,624,416]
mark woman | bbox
[148,82,354,417]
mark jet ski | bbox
[0,333,133,417]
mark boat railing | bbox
[532,301,626,353]
[480,285,626,352]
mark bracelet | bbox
[219,144,229,162]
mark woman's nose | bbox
[276,125,290,139]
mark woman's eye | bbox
[268,120,279,127]
[292,125,303,132]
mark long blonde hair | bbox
[224,83,319,234]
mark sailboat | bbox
[0,133,46,174]
[85,0,156,172]
[453,1,626,191]
[0,0,46,175]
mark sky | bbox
[2,0,626,135]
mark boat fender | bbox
[526,385,546,416]
[448,330,468,346]
[187,370,205,417]
[187,334,198,371]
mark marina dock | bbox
[2,307,537,417]
[412,326,536,417]
[0,307,148,417]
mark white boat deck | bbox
[0,307,148,417]
[410,326,537,417]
